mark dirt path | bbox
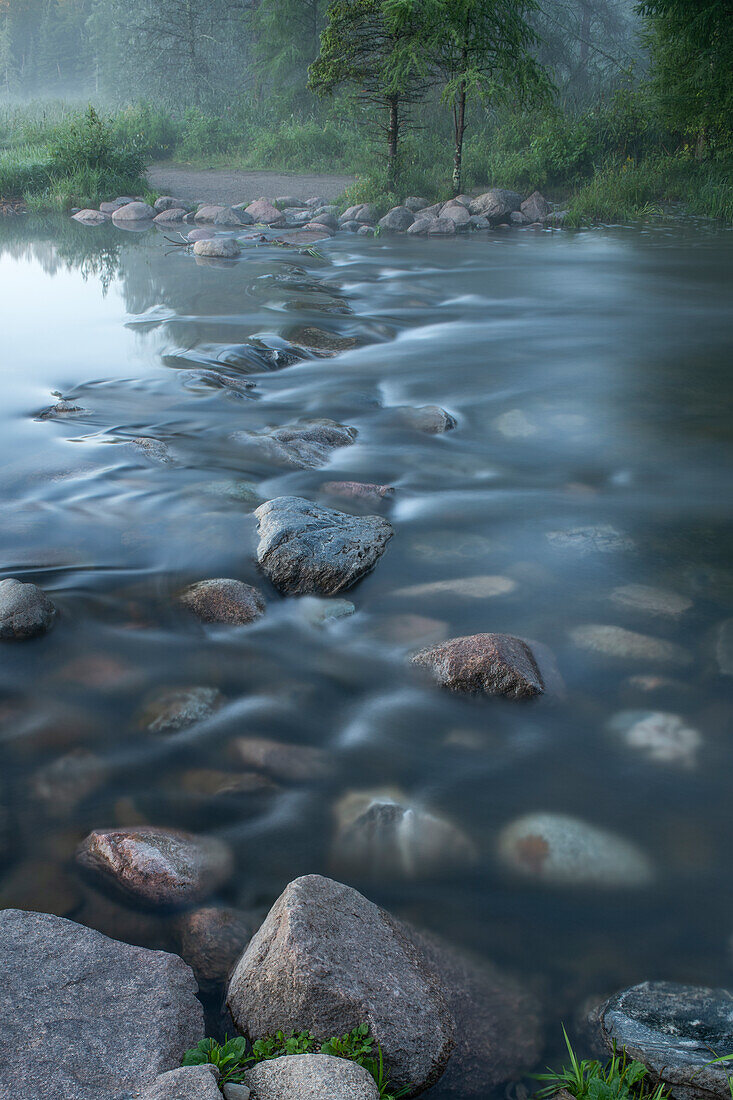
[147,164,355,205]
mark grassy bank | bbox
[1,97,731,224]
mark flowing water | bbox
[1,215,732,1085]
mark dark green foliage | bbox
[534,1028,670,1100]
[49,106,145,178]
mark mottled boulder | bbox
[255,496,394,595]
[233,735,332,782]
[468,189,522,223]
[193,237,240,259]
[153,208,187,225]
[310,212,339,230]
[227,875,454,1096]
[72,208,109,225]
[593,982,733,1100]
[304,221,335,236]
[141,685,224,734]
[174,906,258,992]
[232,419,356,469]
[399,405,456,433]
[178,579,265,624]
[245,1055,379,1100]
[245,198,286,226]
[497,812,653,886]
[76,826,234,910]
[411,633,545,699]
[378,206,415,232]
[520,191,552,221]
[569,624,691,665]
[112,200,155,223]
[0,909,203,1100]
[0,578,57,639]
[140,1065,221,1100]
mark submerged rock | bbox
[246,1055,378,1100]
[569,624,692,665]
[393,576,516,599]
[547,524,634,553]
[606,710,702,767]
[593,982,733,1100]
[232,736,332,782]
[0,909,203,1100]
[322,480,395,504]
[399,405,456,433]
[411,633,545,699]
[226,875,454,1096]
[131,436,173,464]
[140,685,224,734]
[178,579,265,625]
[610,584,692,617]
[497,812,653,887]
[36,395,88,419]
[0,578,57,639]
[76,826,234,910]
[232,419,356,469]
[255,496,393,595]
[174,906,258,992]
[296,596,356,625]
[715,618,733,675]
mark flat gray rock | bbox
[0,577,57,638]
[0,909,204,1100]
[140,1065,221,1099]
[227,875,454,1096]
[255,496,393,595]
[593,982,733,1100]
[245,1055,379,1100]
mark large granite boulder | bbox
[468,189,522,223]
[255,496,393,595]
[593,982,733,1100]
[245,1055,379,1100]
[410,633,545,698]
[227,875,454,1096]
[232,419,356,469]
[76,826,233,910]
[0,909,204,1099]
[112,201,155,223]
[0,578,57,639]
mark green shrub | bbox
[534,1027,669,1100]
[110,102,180,160]
[48,105,145,179]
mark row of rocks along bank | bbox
[6,195,731,1100]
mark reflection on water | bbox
[1,215,732,1086]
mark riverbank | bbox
[147,164,355,206]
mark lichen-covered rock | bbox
[0,909,204,1100]
[112,200,155,223]
[76,826,234,910]
[178,579,265,625]
[593,982,733,1100]
[193,237,240,258]
[245,1055,379,1100]
[378,206,415,232]
[227,875,454,1096]
[468,189,522,222]
[255,496,393,595]
[232,419,356,469]
[0,578,57,639]
[411,632,545,698]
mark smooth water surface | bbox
[1,216,732,1082]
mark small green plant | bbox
[534,1027,670,1100]
[182,1036,249,1084]
[702,1053,733,1100]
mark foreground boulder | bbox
[227,875,454,1096]
[411,633,545,698]
[0,577,57,639]
[255,496,393,595]
[193,237,240,259]
[232,419,356,469]
[112,200,155,223]
[76,826,233,910]
[0,909,203,1099]
[178,579,265,625]
[246,1055,378,1100]
[593,982,733,1100]
[141,1065,221,1100]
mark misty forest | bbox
[0,2,732,1100]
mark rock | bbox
[193,237,240,259]
[357,224,375,236]
[606,710,702,767]
[378,206,415,232]
[468,189,522,222]
[232,419,356,469]
[376,613,448,647]
[36,395,88,419]
[31,749,107,816]
[428,218,457,236]
[141,686,224,734]
[406,215,439,235]
[276,228,333,244]
[112,200,155,223]
[521,191,552,221]
[569,625,692,666]
[132,436,173,464]
[245,198,286,226]
[141,1065,221,1100]
[232,736,332,782]
[305,195,327,207]
[0,908,203,1099]
[72,208,109,225]
[497,812,653,886]
[100,197,133,213]
[610,584,692,616]
[255,496,394,595]
[322,481,395,504]
[310,212,339,230]
[355,203,379,224]
[340,219,362,232]
[194,205,249,226]
[0,578,57,639]
[153,208,188,224]
[339,204,364,224]
[224,1086,251,1100]
[297,597,356,625]
[403,196,430,212]
[226,875,454,1096]
[178,579,265,625]
[174,769,277,798]
[331,793,478,880]
[303,221,335,236]
[509,210,529,225]
[546,524,634,553]
[0,859,80,916]
[276,195,303,208]
[593,982,733,1100]
[187,227,215,241]
[546,209,569,225]
[245,1055,378,1100]
[174,906,258,992]
[439,202,472,228]
[716,618,733,674]
[411,633,545,699]
[399,405,456,433]
[76,826,234,910]
[154,196,187,212]
[404,929,543,1098]
[393,576,516,599]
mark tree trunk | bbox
[387,96,399,193]
[452,82,466,196]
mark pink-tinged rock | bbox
[174,906,259,992]
[178,578,265,625]
[76,826,234,910]
[520,191,552,221]
[322,481,395,503]
[245,198,286,226]
[411,632,545,699]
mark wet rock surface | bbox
[178,578,265,625]
[255,496,394,595]
[174,906,259,992]
[141,685,224,733]
[0,578,57,639]
[411,632,545,698]
[0,909,204,1100]
[232,735,332,782]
